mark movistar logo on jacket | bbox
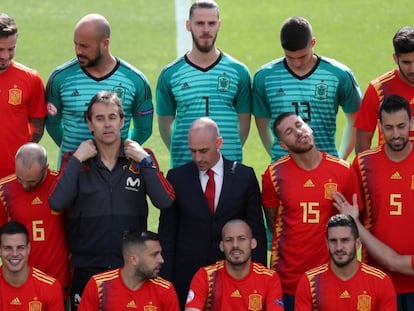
[125,177,140,192]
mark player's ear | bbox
[219,241,224,252]
[279,141,288,151]
[392,53,398,65]
[250,238,257,250]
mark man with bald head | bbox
[186,219,283,311]
[158,117,266,309]
[45,13,153,163]
[0,142,70,299]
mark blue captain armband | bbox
[135,156,154,169]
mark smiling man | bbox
[295,214,397,311]
[353,94,414,310]
[0,221,64,310]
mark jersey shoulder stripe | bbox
[325,154,350,168]
[149,277,174,289]
[93,269,119,283]
[305,263,329,278]
[32,267,57,285]
[0,174,16,185]
[252,262,275,277]
[269,155,291,169]
[370,70,396,87]
[361,263,387,280]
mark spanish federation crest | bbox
[324,180,337,200]
[217,74,230,92]
[113,86,126,102]
[9,86,22,106]
[356,294,372,311]
[143,305,157,311]
[28,300,42,311]
[248,293,263,311]
[314,83,328,100]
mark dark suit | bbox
[158,157,267,309]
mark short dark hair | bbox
[189,0,219,19]
[280,17,312,51]
[0,221,29,245]
[326,214,359,239]
[122,230,159,254]
[393,26,414,56]
[0,13,18,37]
[379,94,411,122]
[273,112,297,138]
[84,91,124,122]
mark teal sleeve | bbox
[45,74,63,146]
[45,116,63,146]
[156,69,176,116]
[129,77,153,144]
[234,64,252,113]
[252,70,271,118]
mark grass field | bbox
[2,0,414,231]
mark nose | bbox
[0,49,10,60]
[193,151,203,163]
[392,127,400,138]
[158,254,164,265]
[11,247,18,256]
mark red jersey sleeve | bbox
[354,83,380,131]
[78,277,99,311]
[185,268,209,309]
[261,165,279,209]
[27,71,47,119]
[294,273,313,311]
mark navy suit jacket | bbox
[158,157,267,308]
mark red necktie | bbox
[205,169,215,214]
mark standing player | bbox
[156,0,252,168]
[0,13,46,178]
[78,231,179,311]
[353,94,414,310]
[355,26,414,153]
[295,214,397,310]
[0,221,64,310]
[46,13,153,161]
[185,219,283,311]
[0,143,70,297]
[261,112,361,311]
[253,16,361,162]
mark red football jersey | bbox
[354,146,414,293]
[79,268,179,311]
[0,267,64,311]
[354,68,414,146]
[186,260,284,311]
[295,262,396,310]
[0,61,46,178]
[0,169,69,294]
[262,153,361,294]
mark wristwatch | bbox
[135,156,154,169]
